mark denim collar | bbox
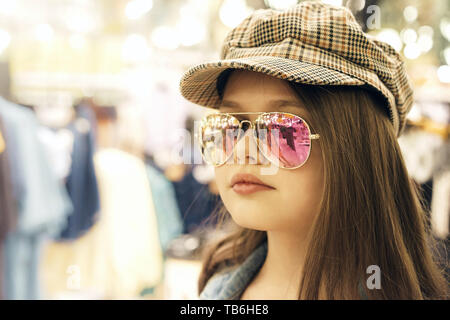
[199,240,268,300]
[199,239,368,300]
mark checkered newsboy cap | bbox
[179,1,414,137]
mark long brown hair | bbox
[198,69,448,299]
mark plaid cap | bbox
[179,1,414,137]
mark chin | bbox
[224,204,272,231]
[230,215,269,231]
[219,187,281,230]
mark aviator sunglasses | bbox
[197,112,320,169]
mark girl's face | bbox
[215,70,325,234]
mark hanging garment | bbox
[146,162,183,253]
[172,165,219,234]
[58,105,100,241]
[0,116,18,299]
[0,97,72,299]
[37,127,74,181]
[42,148,163,299]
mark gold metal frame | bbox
[197,111,320,170]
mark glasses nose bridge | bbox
[239,119,255,133]
[233,118,262,165]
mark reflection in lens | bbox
[202,127,226,165]
[199,114,241,165]
[256,113,311,168]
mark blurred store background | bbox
[0,0,448,300]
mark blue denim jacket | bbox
[199,240,368,300]
[200,241,268,300]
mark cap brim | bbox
[179,55,365,108]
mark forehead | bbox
[219,70,309,116]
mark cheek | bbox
[214,162,324,233]
[279,146,325,230]
[214,166,230,195]
[275,169,324,231]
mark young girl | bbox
[179,2,448,299]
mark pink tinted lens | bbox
[257,113,311,168]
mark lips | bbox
[230,173,275,195]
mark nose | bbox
[231,124,263,165]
